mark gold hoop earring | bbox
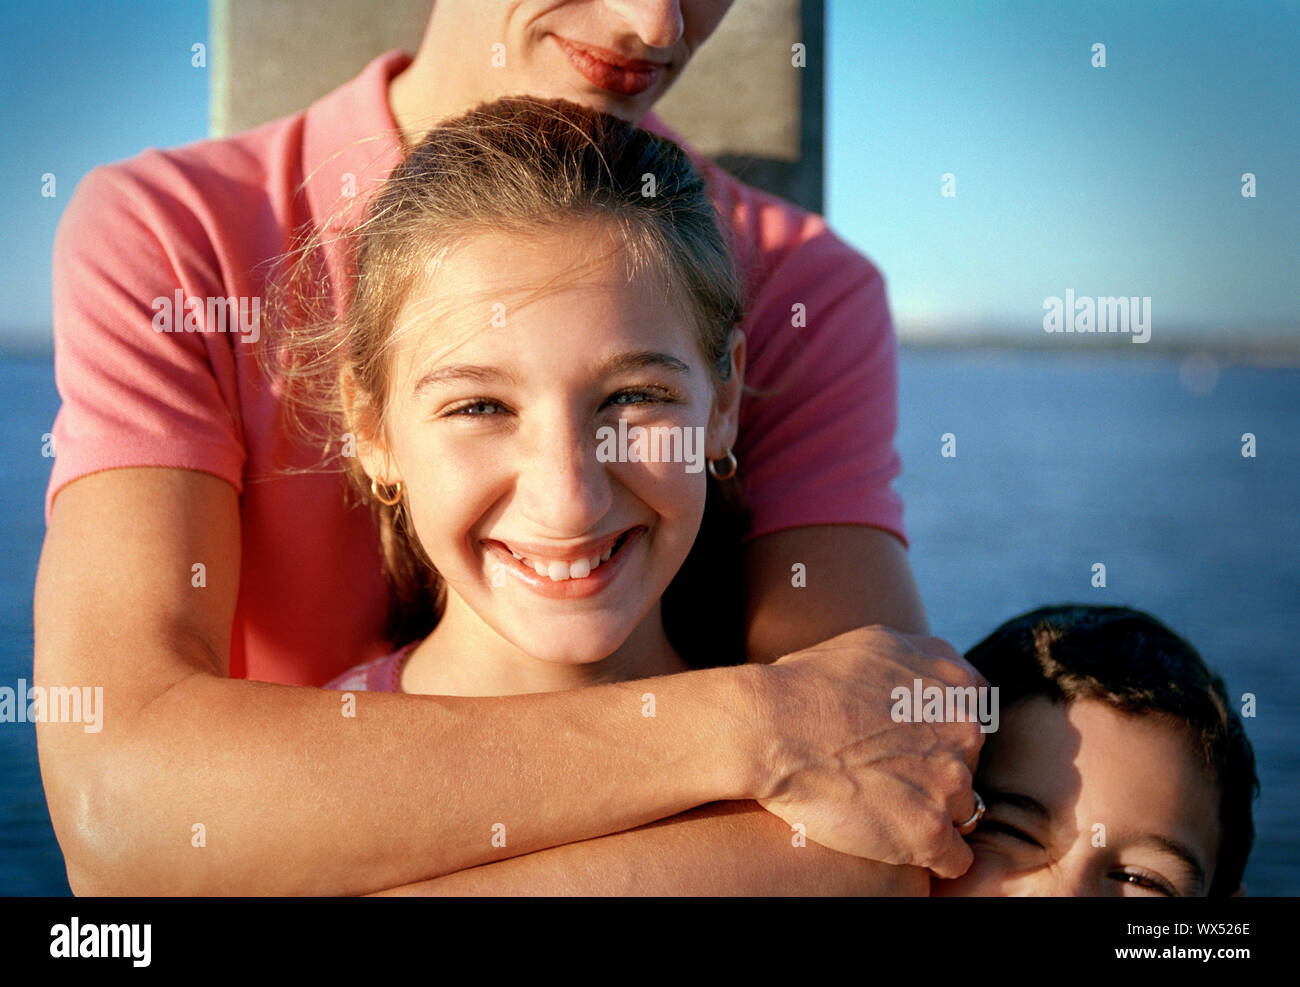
[370,477,403,506]
[707,448,738,480]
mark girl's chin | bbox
[518,649,621,668]
[496,622,636,667]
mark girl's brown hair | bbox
[264,96,748,654]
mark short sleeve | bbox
[734,221,907,548]
[45,162,246,521]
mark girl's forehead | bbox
[399,227,657,315]
[429,219,630,276]
[393,231,695,350]
[391,284,701,389]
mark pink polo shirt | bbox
[46,50,905,686]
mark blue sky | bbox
[826,0,1298,340]
[2,0,1296,348]
[2,0,210,348]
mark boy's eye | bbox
[973,820,1043,849]
[1112,870,1177,897]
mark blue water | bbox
[1,347,1296,895]
[1,355,68,894]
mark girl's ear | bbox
[707,329,746,457]
[339,366,400,485]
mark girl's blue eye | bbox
[446,399,503,416]
[442,389,673,417]
[607,388,672,407]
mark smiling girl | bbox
[273,96,750,700]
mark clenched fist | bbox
[749,625,987,878]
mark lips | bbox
[488,528,638,583]
[554,36,666,97]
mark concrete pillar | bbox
[211,0,823,211]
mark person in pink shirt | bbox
[35,0,984,895]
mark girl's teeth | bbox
[508,538,624,581]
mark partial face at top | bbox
[932,697,1226,897]
[433,0,735,121]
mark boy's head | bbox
[932,605,1257,897]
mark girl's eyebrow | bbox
[414,351,692,395]
[599,351,693,378]
[413,364,519,395]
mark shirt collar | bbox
[302,49,412,235]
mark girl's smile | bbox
[484,524,644,598]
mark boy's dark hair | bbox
[965,604,1258,897]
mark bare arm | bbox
[374,801,929,896]
[370,525,944,896]
[34,468,763,896]
[741,525,930,655]
[38,473,977,895]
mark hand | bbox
[751,625,987,878]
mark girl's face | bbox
[359,219,743,667]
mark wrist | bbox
[706,661,783,801]
[626,662,781,806]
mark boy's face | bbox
[932,697,1227,897]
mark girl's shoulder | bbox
[322,641,419,693]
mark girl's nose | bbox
[514,419,613,536]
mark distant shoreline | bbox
[896,333,1300,366]
[3,332,1299,365]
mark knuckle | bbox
[844,623,892,646]
[940,756,972,793]
[935,754,967,790]
[925,655,969,687]
[919,808,952,847]
[953,717,985,753]
[918,636,966,664]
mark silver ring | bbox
[956,790,986,834]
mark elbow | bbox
[41,736,168,896]
[46,770,127,896]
